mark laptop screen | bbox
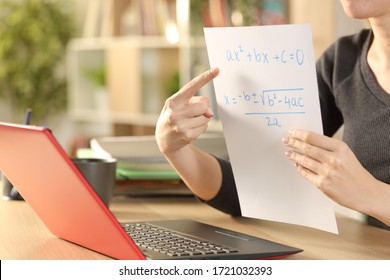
[0,122,144,259]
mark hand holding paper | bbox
[204,24,338,234]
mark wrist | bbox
[362,179,390,226]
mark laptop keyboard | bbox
[121,222,239,257]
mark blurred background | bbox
[0,0,366,156]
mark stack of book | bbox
[90,133,228,197]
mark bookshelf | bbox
[67,0,203,135]
[68,0,340,136]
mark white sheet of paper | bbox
[204,24,338,234]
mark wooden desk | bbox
[1,196,390,260]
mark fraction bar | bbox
[245,112,306,115]
[263,88,304,93]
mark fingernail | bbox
[205,107,214,117]
[210,67,219,75]
[284,150,292,157]
[282,137,289,144]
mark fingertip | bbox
[174,68,219,101]
[210,67,219,75]
[204,107,214,118]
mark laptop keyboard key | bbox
[121,222,239,258]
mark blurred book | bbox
[114,179,192,197]
[89,132,228,197]
[90,132,228,170]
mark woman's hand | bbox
[156,67,219,156]
[282,128,377,213]
[155,68,223,200]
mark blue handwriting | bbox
[226,46,305,66]
[223,88,305,127]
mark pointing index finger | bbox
[173,67,220,102]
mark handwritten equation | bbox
[204,26,336,234]
[226,46,305,66]
[223,88,305,127]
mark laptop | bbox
[0,122,302,260]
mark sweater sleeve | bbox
[315,44,344,137]
[199,156,242,216]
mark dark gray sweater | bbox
[205,29,390,230]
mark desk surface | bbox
[1,196,390,260]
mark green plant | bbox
[84,64,106,89]
[164,71,180,99]
[0,0,75,121]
